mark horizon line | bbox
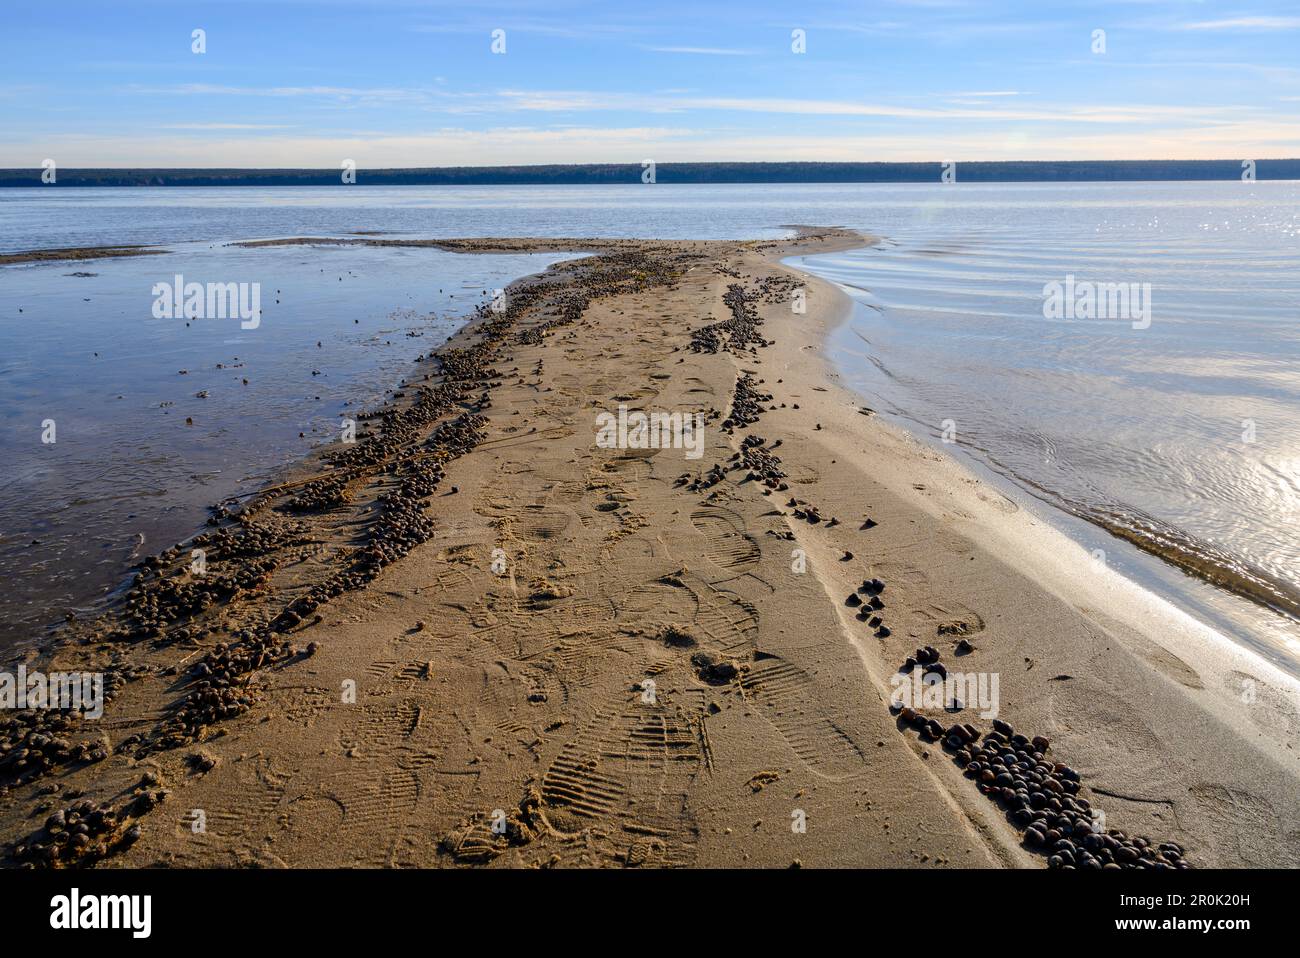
[5,158,1298,171]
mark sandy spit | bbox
[2,228,1296,869]
[0,245,168,265]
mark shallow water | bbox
[1,182,1296,670]
[0,241,576,646]
[787,192,1300,669]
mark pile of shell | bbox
[723,373,772,431]
[679,462,727,492]
[289,472,353,512]
[690,283,770,355]
[9,799,140,868]
[515,250,680,347]
[194,514,306,559]
[844,578,888,635]
[0,662,139,785]
[890,646,1191,869]
[733,434,787,491]
[98,515,310,644]
[788,496,839,529]
[122,558,275,639]
[148,630,292,752]
[754,274,802,305]
[517,287,591,345]
[0,719,108,786]
[903,643,942,676]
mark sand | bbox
[0,245,168,265]
[3,228,1297,869]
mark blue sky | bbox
[2,0,1299,166]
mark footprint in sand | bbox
[690,504,761,573]
[736,654,868,781]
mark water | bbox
[787,189,1300,670]
[0,239,577,645]
[1,182,1296,669]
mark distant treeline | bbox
[2,160,1297,187]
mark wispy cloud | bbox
[115,82,1284,131]
[1180,17,1300,31]
[8,119,1299,167]
[161,123,295,130]
[407,19,637,40]
[8,0,1299,167]
[492,89,1260,127]
[640,45,757,56]
[125,83,430,101]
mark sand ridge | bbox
[2,228,1296,868]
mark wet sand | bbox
[2,228,1298,869]
[0,245,169,265]
[0,242,582,650]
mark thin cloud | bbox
[404,15,640,40]
[105,83,1284,132]
[641,45,757,55]
[493,89,1259,126]
[8,120,1299,166]
[161,123,295,130]
[1180,17,1300,31]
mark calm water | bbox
[1,183,1297,669]
[788,188,1300,669]
[0,238,576,646]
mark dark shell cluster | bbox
[517,248,677,346]
[102,515,308,645]
[0,665,140,787]
[691,282,771,356]
[679,461,727,493]
[123,555,279,640]
[890,645,1191,870]
[0,720,108,786]
[152,629,295,752]
[289,473,352,512]
[751,273,803,305]
[789,497,838,528]
[735,434,787,493]
[10,798,142,868]
[679,432,786,494]
[845,578,889,637]
[723,373,772,432]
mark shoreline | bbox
[785,251,1300,646]
[782,253,1300,730]
[0,241,586,652]
[0,245,169,265]
[2,229,1297,869]
[768,243,1300,867]
[796,266,1300,678]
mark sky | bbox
[2,0,1299,167]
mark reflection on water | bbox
[2,180,1297,670]
[0,243,577,647]
[789,204,1300,668]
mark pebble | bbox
[887,649,1191,870]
